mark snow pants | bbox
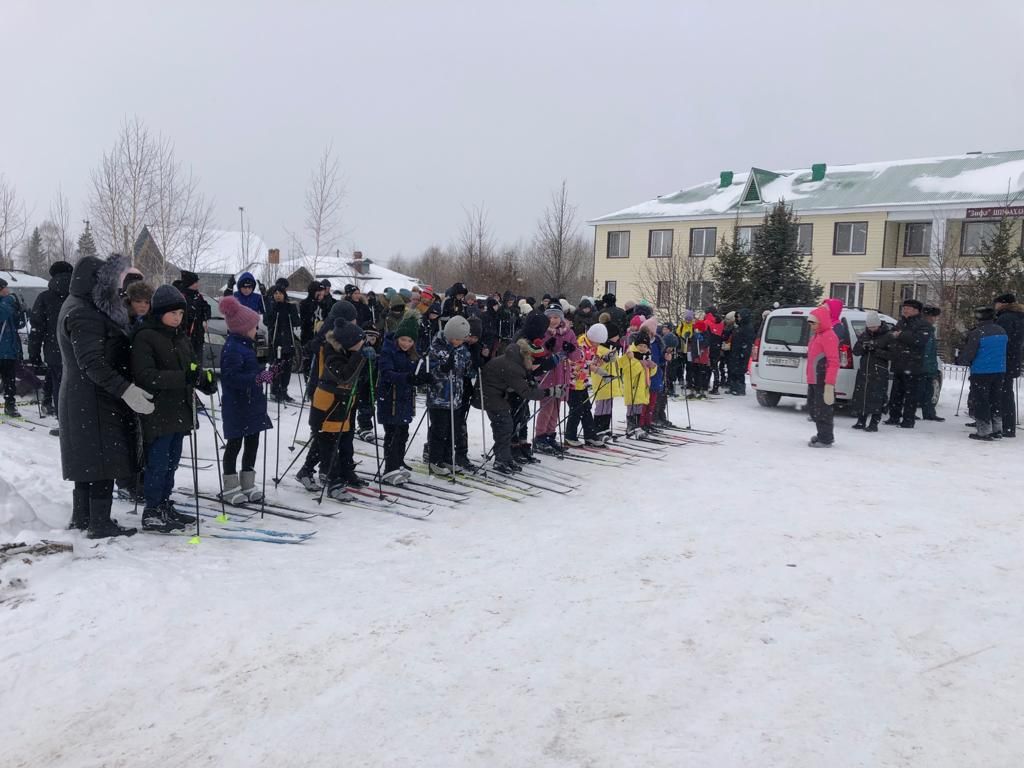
[1001,373,1018,437]
[535,396,560,438]
[487,409,514,465]
[807,383,835,445]
[382,423,409,474]
[565,389,596,441]
[143,432,185,509]
[970,373,1003,437]
[427,407,454,465]
[889,371,921,425]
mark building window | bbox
[604,280,617,297]
[833,222,868,255]
[961,221,998,255]
[830,282,859,307]
[606,231,629,259]
[796,223,813,255]
[686,281,715,309]
[736,225,761,251]
[656,281,671,308]
[689,227,716,257]
[904,223,932,256]
[899,284,926,302]
[648,229,673,258]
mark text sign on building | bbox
[965,206,1024,219]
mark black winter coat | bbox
[852,324,893,414]
[182,287,211,353]
[265,299,300,351]
[57,255,138,482]
[29,271,72,366]
[728,310,756,368]
[131,317,209,443]
[888,314,930,374]
[481,340,548,412]
[299,288,324,344]
[996,304,1024,376]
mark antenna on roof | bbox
[966,150,983,155]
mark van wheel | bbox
[756,391,782,408]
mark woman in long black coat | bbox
[57,253,156,538]
[851,314,893,431]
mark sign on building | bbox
[965,206,1024,219]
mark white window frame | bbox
[689,227,717,257]
[656,281,671,308]
[830,282,859,307]
[686,281,714,309]
[648,229,674,258]
[961,221,998,255]
[736,225,761,251]
[834,222,868,255]
[904,222,932,257]
[796,223,813,255]
[606,231,630,259]
[604,280,617,296]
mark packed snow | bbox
[2,374,1023,767]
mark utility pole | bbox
[238,206,245,271]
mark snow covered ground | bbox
[3,378,1023,767]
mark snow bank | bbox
[0,475,44,538]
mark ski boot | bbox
[296,467,322,491]
[159,500,196,526]
[142,506,186,533]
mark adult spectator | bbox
[265,284,300,402]
[28,260,74,417]
[727,308,756,396]
[994,293,1024,438]
[179,269,211,363]
[884,299,930,428]
[958,306,1008,441]
[918,305,944,421]
[299,280,326,345]
[0,277,27,417]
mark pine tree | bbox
[77,226,98,259]
[965,217,1024,308]
[25,227,45,276]
[747,201,822,311]
[710,232,753,310]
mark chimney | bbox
[719,171,734,188]
[811,163,827,182]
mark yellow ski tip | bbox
[188,536,201,545]
[215,513,230,523]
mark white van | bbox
[749,306,897,407]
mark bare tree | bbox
[527,180,590,298]
[178,194,218,272]
[285,143,345,280]
[47,185,73,262]
[0,174,30,270]
[88,116,162,258]
[635,243,708,325]
[456,204,496,280]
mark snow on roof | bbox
[0,270,49,288]
[590,151,1024,223]
[319,260,421,293]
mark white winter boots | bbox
[222,470,264,505]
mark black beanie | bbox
[49,261,74,277]
[333,319,365,350]
[151,285,187,317]
[180,270,200,288]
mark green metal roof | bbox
[591,150,1024,223]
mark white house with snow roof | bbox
[589,150,1024,317]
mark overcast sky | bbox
[3,0,1023,269]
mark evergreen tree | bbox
[25,227,45,276]
[710,231,753,310]
[747,201,822,311]
[964,217,1024,309]
[77,226,98,259]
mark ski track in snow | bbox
[2,382,1023,767]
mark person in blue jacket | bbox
[958,305,1008,441]
[376,313,430,485]
[217,296,273,502]
[233,272,266,315]
[0,277,27,417]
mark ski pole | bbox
[478,370,487,460]
[955,366,968,416]
[198,401,228,521]
[189,394,202,540]
[275,346,282,483]
[368,357,385,499]
[448,369,457,483]
[316,377,361,505]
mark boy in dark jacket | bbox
[376,314,430,485]
[299,281,326,345]
[481,338,555,473]
[265,284,300,402]
[179,270,211,362]
[425,315,472,475]
[131,285,217,532]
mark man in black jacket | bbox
[727,308,756,395]
[995,293,1024,437]
[179,270,211,364]
[29,261,74,416]
[885,299,931,428]
[265,284,301,401]
[299,281,326,345]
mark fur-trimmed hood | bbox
[69,253,131,330]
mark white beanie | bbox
[559,298,571,313]
[443,315,471,341]
[586,323,609,344]
[518,299,532,313]
[865,310,881,328]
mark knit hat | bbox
[0,277,9,290]
[629,315,643,329]
[518,299,532,314]
[601,293,616,306]
[586,323,609,345]
[902,298,923,312]
[444,315,471,341]
[624,300,635,311]
[219,295,260,335]
[180,269,200,289]
[49,260,74,277]
[684,309,695,322]
[151,285,187,318]
[559,298,571,313]
[663,332,680,349]
[468,316,482,338]
[389,293,407,312]
[393,313,419,341]
[333,318,366,349]
[344,284,358,295]
[275,277,290,291]
[633,330,651,347]
[995,293,1017,305]
[604,320,622,341]
[640,316,658,338]
[122,268,144,291]
[126,281,154,304]
[427,301,442,316]
[725,311,737,324]
[327,299,357,323]
[544,304,564,320]
[865,310,881,328]
[974,306,995,321]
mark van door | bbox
[758,314,809,383]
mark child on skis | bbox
[564,323,610,447]
[591,321,622,436]
[130,285,217,531]
[534,303,581,454]
[620,329,653,437]
[425,314,472,475]
[297,318,371,499]
[689,320,712,399]
[481,338,558,474]
[218,296,274,504]
[376,314,430,485]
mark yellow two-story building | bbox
[589,151,1024,316]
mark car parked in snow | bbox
[750,306,898,408]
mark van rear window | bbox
[850,320,866,340]
[765,316,810,346]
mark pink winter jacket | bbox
[540,322,583,394]
[805,305,840,385]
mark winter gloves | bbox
[122,383,156,415]
[823,384,835,405]
[255,369,274,385]
[544,385,565,398]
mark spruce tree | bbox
[710,232,753,310]
[25,227,45,276]
[77,226,98,259]
[747,201,822,311]
[966,217,1024,307]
